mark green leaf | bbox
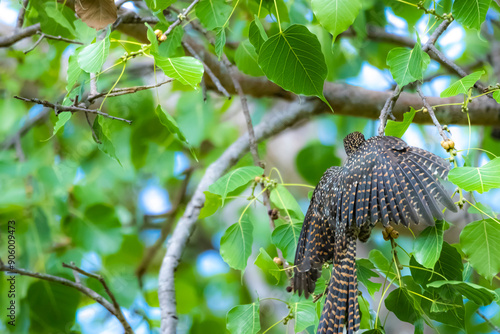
[258,24,330,106]
[249,18,268,54]
[269,184,304,220]
[226,301,261,334]
[44,3,77,36]
[467,201,497,217]
[291,300,318,332]
[93,117,121,165]
[77,31,111,73]
[155,56,204,89]
[215,28,226,60]
[220,214,254,271]
[235,40,264,77]
[66,47,84,92]
[196,0,232,30]
[357,258,382,297]
[410,242,463,288]
[158,26,184,58]
[155,105,197,160]
[272,220,302,263]
[28,280,80,332]
[52,113,72,137]
[440,71,485,97]
[386,38,430,87]
[208,166,263,205]
[254,248,281,284]
[460,218,500,282]
[493,90,500,103]
[295,142,340,185]
[384,288,420,324]
[311,0,362,41]
[448,157,500,193]
[358,295,373,330]
[146,22,159,55]
[452,0,491,30]
[385,107,416,138]
[427,281,498,306]
[199,191,222,219]
[413,219,445,269]
[368,249,397,283]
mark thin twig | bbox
[182,41,231,99]
[135,169,193,285]
[0,261,134,334]
[477,310,500,333]
[14,96,133,124]
[61,262,132,334]
[416,85,448,141]
[88,79,174,103]
[161,0,200,38]
[378,19,452,135]
[16,0,30,31]
[24,33,84,54]
[69,261,82,284]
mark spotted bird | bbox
[292,132,457,334]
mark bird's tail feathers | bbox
[318,234,359,334]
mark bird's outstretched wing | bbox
[336,135,457,229]
[292,167,340,298]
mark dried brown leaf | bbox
[75,0,117,30]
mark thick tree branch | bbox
[0,261,134,334]
[158,99,325,333]
[0,23,40,47]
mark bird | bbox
[291,132,457,334]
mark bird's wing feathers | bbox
[292,167,340,298]
[338,135,457,229]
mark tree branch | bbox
[0,261,134,334]
[88,79,174,103]
[477,310,500,333]
[14,96,133,124]
[24,33,83,54]
[161,0,200,39]
[0,23,40,47]
[16,0,30,31]
[416,84,448,141]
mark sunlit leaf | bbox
[254,248,281,284]
[208,166,263,205]
[385,107,416,138]
[448,157,500,193]
[311,0,362,41]
[452,0,491,30]
[460,218,500,282]
[196,0,232,30]
[155,56,204,89]
[386,38,430,87]
[78,30,111,73]
[368,249,397,284]
[227,300,260,334]
[440,71,484,97]
[200,191,222,219]
[270,184,304,220]
[144,0,176,11]
[493,90,500,103]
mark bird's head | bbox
[343,132,366,155]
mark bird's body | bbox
[292,132,457,334]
